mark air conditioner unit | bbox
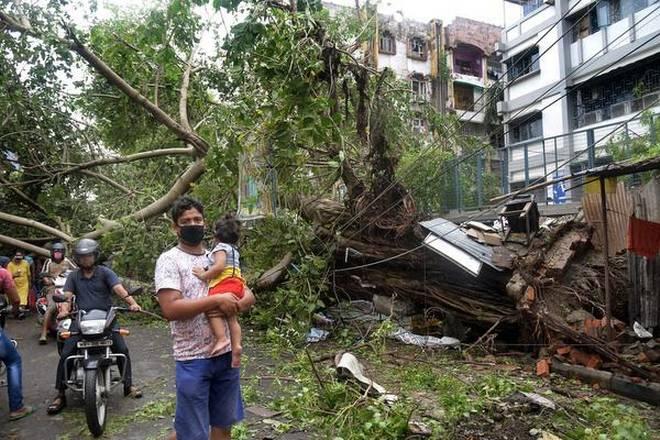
[610,101,630,118]
[642,91,660,109]
[582,109,604,126]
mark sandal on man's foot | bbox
[47,395,66,415]
[9,405,34,421]
[124,386,142,399]
[39,335,47,345]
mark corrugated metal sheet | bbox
[627,177,660,329]
[628,253,659,329]
[419,217,501,271]
[582,181,633,256]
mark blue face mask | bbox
[179,225,205,246]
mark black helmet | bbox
[73,239,100,266]
[0,256,9,268]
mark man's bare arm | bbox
[157,289,239,321]
[238,286,256,312]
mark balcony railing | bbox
[439,113,657,213]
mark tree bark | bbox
[0,212,73,242]
[0,234,50,257]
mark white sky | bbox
[84,1,523,32]
[328,0,523,28]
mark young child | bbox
[192,213,244,367]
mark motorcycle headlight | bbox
[79,319,106,335]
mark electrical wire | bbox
[333,93,659,273]
[343,6,660,238]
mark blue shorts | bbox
[174,352,244,439]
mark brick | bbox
[556,346,571,356]
[569,348,603,370]
[536,358,551,377]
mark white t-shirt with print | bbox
[154,246,230,361]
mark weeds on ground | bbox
[551,396,653,440]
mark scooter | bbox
[36,270,72,332]
[53,294,132,437]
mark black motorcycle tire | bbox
[84,367,108,437]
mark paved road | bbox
[0,315,176,439]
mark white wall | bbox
[378,41,432,77]
[506,26,562,101]
[636,3,660,39]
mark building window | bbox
[454,83,475,111]
[408,37,427,60]
[510,113,543,143]
[411,74,428,101]
[507,47,540,80]
[412,117,426,133]
[571,0,655,41]
[574,60,660,127]
[379,31,396,55]
[522,0,544,16]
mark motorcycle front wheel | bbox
[84,367,108,437]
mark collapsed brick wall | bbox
[445,17,502,55]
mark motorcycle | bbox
[36,270,72,333]
[53,294,131,437]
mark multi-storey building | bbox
[375,14,503,140]
[498,0,660,199]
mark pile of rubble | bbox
[328,199,660,404]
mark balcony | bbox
[503,0,555,43]
[569,2,660,68]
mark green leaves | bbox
[212,0,244,12]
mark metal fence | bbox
[444,113,657,213]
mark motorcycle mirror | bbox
[52,293,68,303]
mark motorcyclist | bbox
[38,243,77,344]
[47,238,143,415]
[43,242,77,278]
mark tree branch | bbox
[0,11,210,156]
[59,147,194,176]
[82,159,206,239]
[179,49,197,132]
[0,211,73,242]
[0,174,49,215]
[79,169,132,194]
[0,234,50,257]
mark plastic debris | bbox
[389,327,461,349]
[335,352,398,404]
[633,321,653,339]
[306,328,329,343]
[509,391,556,411]
[312,312,335,328]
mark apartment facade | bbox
[498,0,660,198]
[375,14,503,139]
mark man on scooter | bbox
[43,242,76,278]
[38,242,77,344]
[47,238,143,415]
